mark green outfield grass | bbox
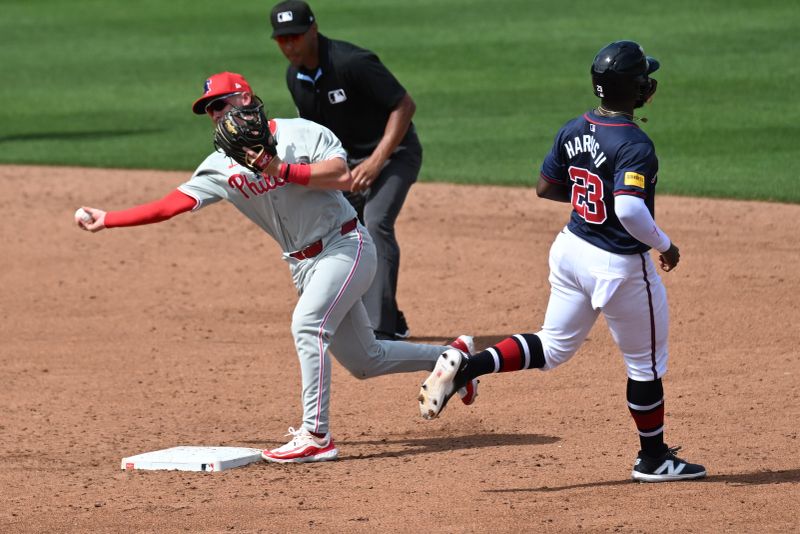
[1,0,798,202]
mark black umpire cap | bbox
[270,0,315,37]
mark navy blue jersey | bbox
[540,109,658,254]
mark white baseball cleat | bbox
[448,334,474,355]
[419,348,466,419]
[261,427,339,463]
[449,335,479,405]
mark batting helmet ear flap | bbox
[638,77,657,107]
[593,81,606,99]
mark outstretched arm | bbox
[76,189,197,233]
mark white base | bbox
[121,446,263,472]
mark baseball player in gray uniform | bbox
[75,71,476,463]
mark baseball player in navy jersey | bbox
[418,41,706,482]
[75,71,477,463]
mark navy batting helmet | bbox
[591,40,659,108]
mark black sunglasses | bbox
[205,93,240,113]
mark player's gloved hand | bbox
[659,242,680,272]
[213,96,278,174]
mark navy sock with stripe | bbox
[627,377,667,457]
[458,334,545,382]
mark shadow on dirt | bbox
[244,433,560,461]
[483,468,800,492]
[340,433,561,461]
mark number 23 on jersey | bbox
[568,166,607,224]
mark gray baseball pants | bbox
[288,222,445,435]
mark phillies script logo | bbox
[228,173,287,199]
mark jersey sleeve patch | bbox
[623,171,646,189]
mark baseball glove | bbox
[213,96,277,173]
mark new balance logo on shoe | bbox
[653,459,685,476]
[631,446,706,482]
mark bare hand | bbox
[350,157,382,192]
[77,207,107,233]
[659,243,680,272]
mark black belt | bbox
[289,218,358,260]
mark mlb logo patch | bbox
[277,10,294,23]
[204,79,212,94]
[328,89,347,104]
[624,172,646,188]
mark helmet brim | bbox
[646,57,660,75]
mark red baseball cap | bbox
[192,72,252,114]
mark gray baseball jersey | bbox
[179,117,357,253]
[178,117,446,435]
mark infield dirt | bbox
[1,165,798,532]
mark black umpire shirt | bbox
[285,34,419,161]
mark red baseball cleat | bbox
[261,427,338,463]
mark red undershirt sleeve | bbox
[104,189,197,228]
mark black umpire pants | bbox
[345,139,422,338]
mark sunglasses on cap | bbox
[205,92,242,113]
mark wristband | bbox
[279,163,311,186]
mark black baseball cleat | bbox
[631,446,707,482]
[395,310,410,339]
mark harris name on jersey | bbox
[564,132,607,168]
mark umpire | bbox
[269,0,421,341]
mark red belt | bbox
[289,218,358,260]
